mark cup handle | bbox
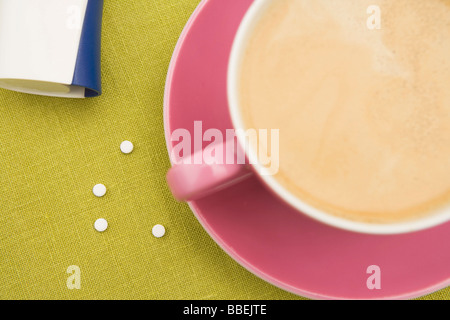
[166,139,253,201]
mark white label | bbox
[0,0,88,85]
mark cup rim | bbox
[227,0,450,235]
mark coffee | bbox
[239,0,450,224]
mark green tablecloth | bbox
[0,0,447,300]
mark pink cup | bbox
[166,0,450,235]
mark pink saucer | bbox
[163,0,450,299]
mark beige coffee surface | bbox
[240,0,450,223]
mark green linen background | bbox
[0,0,447,300]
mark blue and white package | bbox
[0,0,103,98]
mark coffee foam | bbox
[240,0,450,224]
